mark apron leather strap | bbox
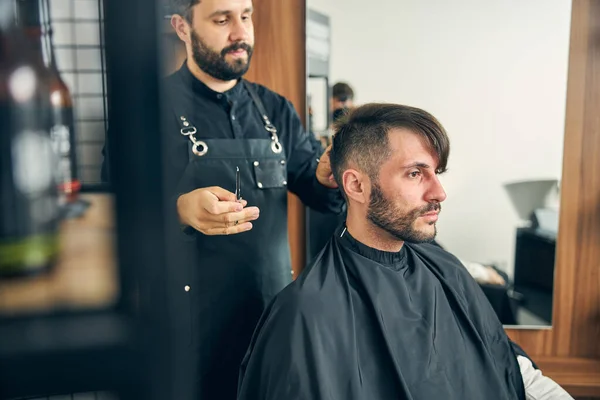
[243,81,275,131]
[243,81,283,154]
[176,80,284,155]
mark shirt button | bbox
[184,285,191,292]
[231,115,236,121]
[216,94,223,99]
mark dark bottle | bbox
[17,0,80,205]
[0,0,60,277]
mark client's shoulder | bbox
[271,252,345,320]
[272,279,333,319]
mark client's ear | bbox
[343,169,368,204]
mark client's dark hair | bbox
[330,103,450,200]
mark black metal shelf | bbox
[0,312,137,400]
[0,0,172,398]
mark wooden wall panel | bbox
[161,1,308,276]
[505,1,600,395]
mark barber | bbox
[101,0,342,398]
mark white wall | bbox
[308,0,572,276]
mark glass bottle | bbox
[0,0,60,277]
[17,0,80,205]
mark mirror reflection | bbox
[306,0,571,327]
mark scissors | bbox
[234,167,242,226]
[235,166,242,202]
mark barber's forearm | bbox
[517,356,573,400]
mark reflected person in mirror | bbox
[101,0,343,399]
[237,103,572,400]
[331,81,355,123]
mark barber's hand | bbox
[316,145,338,188]
[484,266,506,286]
[177,186,260,235]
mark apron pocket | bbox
[252,158,287,189]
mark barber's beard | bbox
[190,30,253,81]
[367,181,441,243]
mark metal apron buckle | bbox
[180,116,208,157]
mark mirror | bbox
[305,0,572,328]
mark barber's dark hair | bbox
[332,82,354,102]
[330,103,450,200]
[170,0,200,22]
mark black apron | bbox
[169,81,293,400]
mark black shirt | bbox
[101,62,341,214]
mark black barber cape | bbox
[238,226,529,400]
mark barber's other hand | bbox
[177,186,260,235]
[485,266,506,286]
[316,145,338,188]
